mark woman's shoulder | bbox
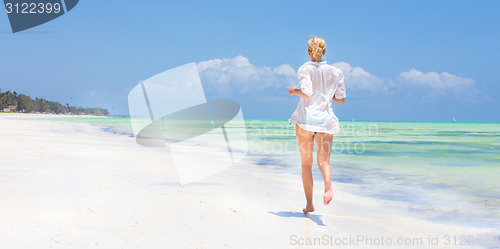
[322,63,343,76]
[299,61,315,69]
[297,62,315,75]
[299,61,343,75]
[299,61,325,71]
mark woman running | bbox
[288,37,346,214]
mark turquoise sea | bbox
[35,116,500,229]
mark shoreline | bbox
[4,112,499,124]
[0,114,498,248]
[0,112,111,118]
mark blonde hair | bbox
[308,37,326,63]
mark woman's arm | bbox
[288,86,309,98]
[332,96,345,105]
[332,70,346,105]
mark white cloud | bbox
[197,55,296,92]
[332,62,389,93]
[399,69,475,89]
[398,69,479,99]
[196,56,479,99]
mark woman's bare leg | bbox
[314,132,334,205]
[296,124,315,213]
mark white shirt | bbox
[289,61,346,134]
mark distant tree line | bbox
[0,89,109,116]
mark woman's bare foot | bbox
[323,182,333,205]
[302,204,315,214]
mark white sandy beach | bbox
[0,113,497,249]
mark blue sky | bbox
[1,0,499,122]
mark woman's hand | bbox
[332,96,345,105]
[289,86,310,98]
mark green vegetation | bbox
[0,89,109,116]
